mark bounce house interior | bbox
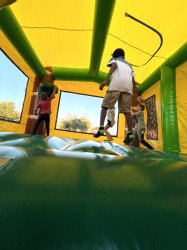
[0,0,187,249]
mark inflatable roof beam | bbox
[139,42,187,94]
[0,7,46,77]
[89,0,116,78]
[52,67,107,83]
[0,0,16,9]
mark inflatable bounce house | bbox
[0,0,187,249]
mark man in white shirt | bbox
[94,48,138,144]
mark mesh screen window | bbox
[0,50,28,123]
[56,91,118,136]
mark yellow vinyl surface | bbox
[10,0,187,83]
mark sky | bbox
[0,50,28,112]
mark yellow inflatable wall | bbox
[0,31,186,151]
[1,28,186,152]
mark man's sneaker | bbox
[123,132,134,144]
[94,127,104,138]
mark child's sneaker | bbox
[123,132,134,144]
[94,127,104,138]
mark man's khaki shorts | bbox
[102,90,132,113]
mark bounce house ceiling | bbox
[6,0,187,82]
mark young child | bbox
[93,48,138,145]
[33,85,57,136]
[131,103,153,149]
[104,108,115,141]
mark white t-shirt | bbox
[108,59,136,94]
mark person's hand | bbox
[99,80,107,90]
[34,108,38,115]
[137,95,144,104]
[44,66,52,72]
[54,85,59,94]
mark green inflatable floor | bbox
[0,132,187,249]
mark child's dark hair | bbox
[41,92,47,99]
[112,48,125,58]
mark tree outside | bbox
[57,115,92,133]
[0,101,20,122]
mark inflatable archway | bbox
[0,0,187,248]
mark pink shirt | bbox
[37,96,53,115]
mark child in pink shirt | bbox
[33,85,57,136]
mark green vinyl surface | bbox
[0,132,187,249]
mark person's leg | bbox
[123,112,135,144]
[44,114,50,136]
[141,131,154,149]
[124,112,133,131]
[94,107,107,137]
[119,93,134,144]
[33,115,44,134]
[100,107,107,125]
[104,124,113,141]
[132,131,139,147]
[94,91,119,138]
[99,107,108,135]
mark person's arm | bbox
[34,102,41,115]
[100,62,117,90]
[132,77,139,97]
[34,108,39,115]
[132,78,143,106]
[49,85,58,99]
[132,110,142,117]
[44,66,54,83]
[137,95,144,104]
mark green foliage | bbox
[0,101,20,122]
[58,115,91,132]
